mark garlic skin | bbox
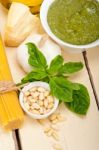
[17,34,61,73]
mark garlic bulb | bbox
[17,34,61,73]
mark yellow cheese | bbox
[30,5,40,14]
[0,37,24,130]
[10,0,43,6]
[4,2,37,47]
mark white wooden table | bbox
[0,4,99,150]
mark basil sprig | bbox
[22,43,90,115]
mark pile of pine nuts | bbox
[42,113,65,150]
[23,86,55,115]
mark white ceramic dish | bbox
[19,81,59,119]
[40,0,99,53]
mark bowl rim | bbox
[19,81,59,119]
[40,0,99,49]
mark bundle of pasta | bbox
[0,37,24,130]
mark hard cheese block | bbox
[0,37,24,130]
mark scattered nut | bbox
[51,124,59,131]
[47,129,53,137]
[44,127,51,133]
[49,114,57,121]
[52,132,59,141]
[53,144,62,150]
[57,114,65,122]
[38,119,45,125]
[52,118,58,124]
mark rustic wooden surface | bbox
[0,4,99,150]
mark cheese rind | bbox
[4,2,37,47]
[9,0,43,6]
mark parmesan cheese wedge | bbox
[4,2,38,47]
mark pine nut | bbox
[49,114,57,121]
[47,129,53,137]
[51,124,59,131]
[28,96,33,100]
[52,132,59,141]
[33,92,39,98]
[39,93,44,100]
[57,115,65,122]
[39,107,44,114]
[32,103,40,109]
[38,100,44,106]
[44,127,51,133]
[30,106,34,110]
[24,97,27,102]
[30,87,37,92]
[52,119,58,124]
[24,91,30,96]
[44,100,48,108]
[44,109,51,114]
[24,102,30,110]
[53,144,62,150]
[37,87,45,92]
[48,103,54,109]
[44,91,50,97]
[38,119,45,125]
[29,98,36,103]
[48,96,54,103]
[32,109,39,114]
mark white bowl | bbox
[19,81,59,119]
[40,0,99,53]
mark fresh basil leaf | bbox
[26,43,47,69]
[59,62,83,74]
[49,77,73,102]
[21,77,36,83]
[53,76,80,90]
[48,55,63,75]
[66,84,90,115]
[42,77,50,83]
[22,69,47,83]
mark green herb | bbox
[66,84,90,115]
[52,77,80,91]
[59,62,83,74]
[22,69,47,83]
[27,43,47,69]
[22,43,90,115]
[48,55,63,75]
[49,77,73,102]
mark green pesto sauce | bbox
[47,0,99,45]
